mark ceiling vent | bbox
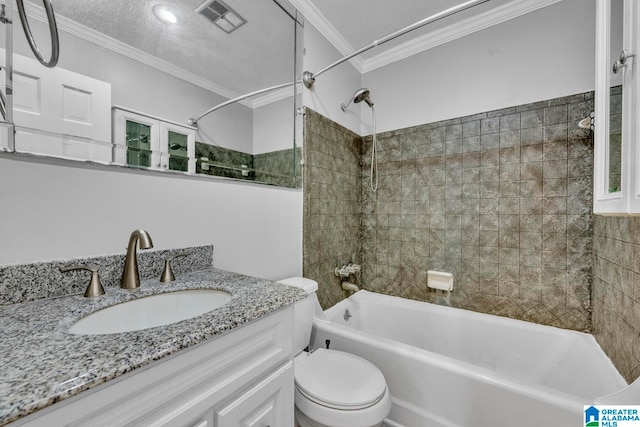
[196,0,247,33]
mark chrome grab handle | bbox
[613,49,635,74]
[16,0,59,68]
[59,264,105,298]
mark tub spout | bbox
[342,281,359,292]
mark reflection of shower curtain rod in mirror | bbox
[302,0,489,89]
[187,81,295,128]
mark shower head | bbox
[341,88,374,111]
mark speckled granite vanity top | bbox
[0,268,306,425]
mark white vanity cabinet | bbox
[594,0,640,214]
[13,307,295,427]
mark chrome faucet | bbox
[121,229,153,289]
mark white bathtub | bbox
[310,291,627,427]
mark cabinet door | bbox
[160,122,196,173]
[113,108,160,169]
[215,362,294,427]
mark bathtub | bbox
[310,291,627,427]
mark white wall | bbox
[253,97,294,154]
[361,0,596,134]
[0,155,302,280]
[302,24,362,134]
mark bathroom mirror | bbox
[3,0,302,187]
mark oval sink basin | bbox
[68,289,231,335]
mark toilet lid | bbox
[295,348,387,410]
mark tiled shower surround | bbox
[303,109,362,307]
[303,91,595,332]
[592,216,640,383]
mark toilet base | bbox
[295,406,385,427]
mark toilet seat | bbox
[295,348,387,410]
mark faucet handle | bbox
[160,253,189,283]
[59,264,105,298]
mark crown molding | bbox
[362,0,563,73]
[288,0,364,72]
[290,0,562,76]
[22,2,257,108]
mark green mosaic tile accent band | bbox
[195,142,301,188]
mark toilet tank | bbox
[278,277,319,353]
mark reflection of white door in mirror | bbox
[1,50,111,162]
[594,0,640,215]
[113,107,195,173]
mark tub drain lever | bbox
[325,339,330,349]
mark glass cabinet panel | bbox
[160,122,195,174]
[607,0,623,194]
[125,120,152,168]
[113,108,160,169]
[608,86,622,193]
[168,130,189,172]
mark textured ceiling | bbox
[32,0,297,95]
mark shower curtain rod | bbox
[187,81,294,127]
[302,0,489,88]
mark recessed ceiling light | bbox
[153,5,177,24]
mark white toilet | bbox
[279,277,391,427]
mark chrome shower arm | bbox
[341,93,357,111]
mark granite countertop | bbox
[0,268,306,426]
